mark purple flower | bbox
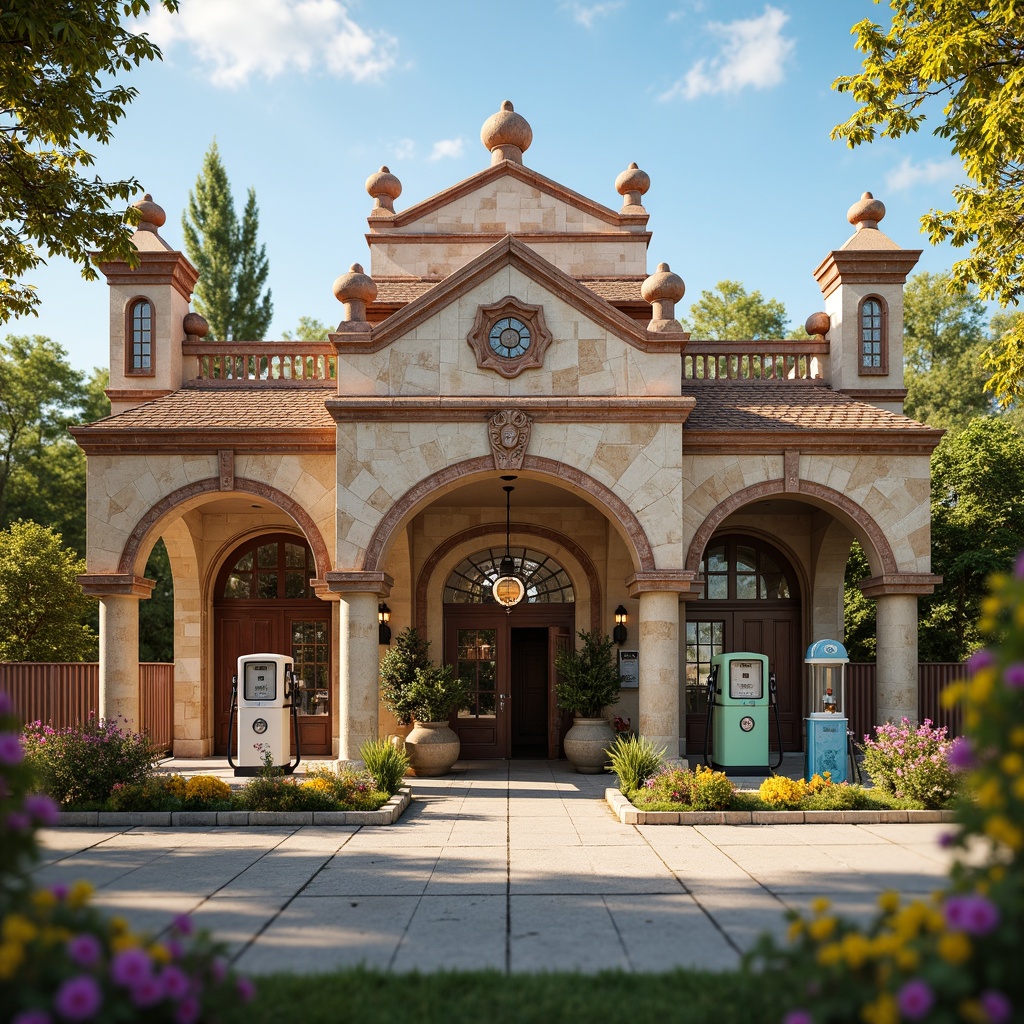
[160,964,190,1000]
[67,933,103,968]
[7,811,30,831]
[1015,551,1024,579]
[980,991,1013,1024]
[53,975,103,1021]
[938,830,958,848]
[131,975,164,1008]
[945,894,1000,936]
[967,649,995,674]
[25,793,60,825]
[50,883,69,901]
[897,979,935,1020]
[165,939,184,960]
[0,731,24,764]
[948,737,974,770]
[236,976,256,1003]
[782,1012,813,1024]
[174,996,200,1024]
[13,1011,52,1024]
[110,947,152,987]
[171,913,193,937]
[1004,663,1024,689]
[209,957,227,983]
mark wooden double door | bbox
[444,605,575,759]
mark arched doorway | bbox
[213,533,331,756]
[685,535,803,753]
[442,546,576,759]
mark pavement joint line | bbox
[504,759,512,974]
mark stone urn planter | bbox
[562,716,616,774]
[404,720,461,777]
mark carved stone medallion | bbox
[467,296,552,379]
[488,409,532,471]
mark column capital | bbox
[322,570,394,597]
[78,574,156,598]
[626,570,702,598]
[860,573,942,598]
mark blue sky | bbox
[9,0,972,374]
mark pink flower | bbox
[967,649,995,674]
[110,947,152,987]
[174,996,200,1024]
[236,976,256,1003]
[160,964,190,1000]
[25,793,60,825]
[944,894,1000,935]
[897,979,934,1020]
[50,883,69,901]
[13,1011,52,1024]
[1004,662,1024,689]
[947,737,974,770]
[67,933,103,968]
[0,732,24,764]
[980,991,1013,1024]
[53,975,103,1021]
[209,957,227,983]
[783,1012,813,1024]
[131,975,164,1008]
[7,811,30,831]
[171,913,193,936]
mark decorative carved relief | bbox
[218,449,234,491]
[467,296,553,379]
[488,409,532,470]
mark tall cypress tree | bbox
[181,141,273,341]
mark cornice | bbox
[325,395,696,423]
[78,574,157,598]
[680,428,943,456]
[813,249,923,299]
[69,425,336,455]
[859,573,942,598]
[98,249,200,302]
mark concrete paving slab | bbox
[301,849,443,896]
[424,847,508,895]
[393,895,506,972]
[509,894,630,973]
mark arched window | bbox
[858,296,887,375]
[444,547,574,604]
[127,298,154,374]
[218,535,317,600]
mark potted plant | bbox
[379,627,472,776]
[554,629,622,773]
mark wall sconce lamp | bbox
[613,605,628,645]
[378,603,391,646]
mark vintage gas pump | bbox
[705,652,773,775]
[227,653,301,776]
[805,639,849,783]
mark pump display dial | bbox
[739,715,755,732]
[252,718,268,734]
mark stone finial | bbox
[805,312,830,338]
[132,193,166,234]
[641,262,686,330]
[365,166,402,215]
[480,100,533,166]
[183,311,209,342]
[615,162,650,210]
[332,263,377,322]
[847,191,886,231]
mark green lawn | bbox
[221,967,776,1024]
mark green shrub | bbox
[554,630,621,717]
[360,737,410,795]
[240,765,388,812]
[691,765,735,809]
[108,777,182,812]
[637,764,734,810]
[860,717,961,808]
[606,733,665,794]
[22,715,160,808]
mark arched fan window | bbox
[444,548,574,604]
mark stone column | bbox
[325,571,392,760]
[628,571,702,759]
[79,575,156,733]
[860,573,941,727]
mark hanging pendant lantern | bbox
[492,483,525,608]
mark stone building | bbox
[73,101,942,761]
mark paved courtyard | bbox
[33,760,959,975]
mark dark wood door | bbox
[511,627,548,755]
[215,608,280,754]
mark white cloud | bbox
[392,138,416,161]
[562,1,625,29]
[659,5,794,102]
[886,156,962,192]
[429,138,465,162]
[138,0,397,88]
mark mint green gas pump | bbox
[702,652,782,775]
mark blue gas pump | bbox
[227,653,301,777]
[804,639,849,783]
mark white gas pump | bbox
[227,653,301,776]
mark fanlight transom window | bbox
[444,548,574,604]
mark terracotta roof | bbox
[372,276,647,307]
[373,278,434,304]
[580,278,646,302]
[681,382,939,434]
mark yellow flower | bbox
[810,897,832,914]
[958,999,989,1024]
[970,668,996,702]
[68,880,94,909]
[975,778,1004,810]
[1011,726,1024,748]
[877,891,900,914]
[1013,776,1024,800]
[1001,752,1024,776]
[965,709,981,731]
[941,682,965,709]
[0,941,24,980]
[938,931,972,965]
[985,815,1024,850]
[870,932,900,958]
[861,993,899,1024]
[787,919,803,942]
[31,888,57,913]
[39,926,72,947]
[808,915,836,941]
[842,932,871,968]
[895,947,919,971]
[110,932,142,954]
[989,865,1006,883]
[816,942,843,967]
[108,916,130,936]
[149,942,172,964]
[2,914,37,944]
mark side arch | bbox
[684,479,899,577]
[117,477,332,580]
[363,454,657,573]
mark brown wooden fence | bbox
[847,662,966,745]
[0,663,174,753]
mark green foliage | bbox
[282,316,333,341]
[139,538,174,662]
[554,629,621,717]
[832,1,1024,406]
[405,664,472,723]
[21,715,160,808]
[637,764,735,811]
[605,733,666,795]
[861,718,962,808]
[843,540,876,662]
[0,520,97,661]
[240,765,386,812]
[902,271,992,429]
[379,627,433,725]
[681,279,790,340]
[182,140,273,341]
[359,737,410,795]
[0,1,179,321]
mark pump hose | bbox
[771,697,784,771]
[226,683,238,770]
[289,687,302,773]
[702,694,714,768]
